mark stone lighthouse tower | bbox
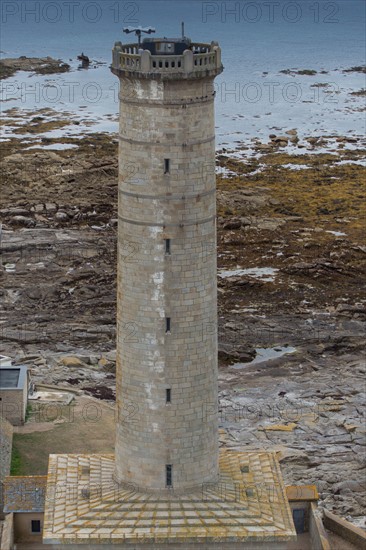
[111,34,223,491]
[41,30,296,548]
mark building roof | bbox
[4,476,47,513]
[43,451,296,545]
[0,369,19,388]
[286,485,319,502]
[0,365,28,390]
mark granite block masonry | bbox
[111,36,223,491]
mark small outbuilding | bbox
[0,365,29,426]
[4,475,47,545]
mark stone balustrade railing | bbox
[112,41,222,77]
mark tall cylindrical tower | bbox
[111,36,223,491]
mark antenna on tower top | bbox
[123,26,156,47]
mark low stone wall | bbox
[0,389,25,425]
[44,543,288,550]
[323,508,366,549]
[0,416,13,514]
[309,503,331,550]
[0,513,14,550]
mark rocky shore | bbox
[0,106,365,527]
[0,56,70,79]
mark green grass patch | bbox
[8,399,115,476]
[25,403,33,422]
[10,445,22,476]
[11,433,50,475]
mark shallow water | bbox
[1,1,365,147]
[232,346,297,368]
[326,230,347,237]
[218,267,279,282]
[25,143,79,150]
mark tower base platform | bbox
[43,450,296,548]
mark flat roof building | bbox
[0,365,29,426]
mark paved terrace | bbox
[43,451,296,545]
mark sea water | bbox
[1,0,365,147]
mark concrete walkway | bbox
[286,532,312,549]
[326,530,361,549]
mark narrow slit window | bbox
[166,464,172,486]
[166,388,171,403]
[165,238,171,255]
[31,520,41,533]
[165,317,171,333]
[164,159,170,174]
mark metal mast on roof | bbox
[122,26,156,47]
